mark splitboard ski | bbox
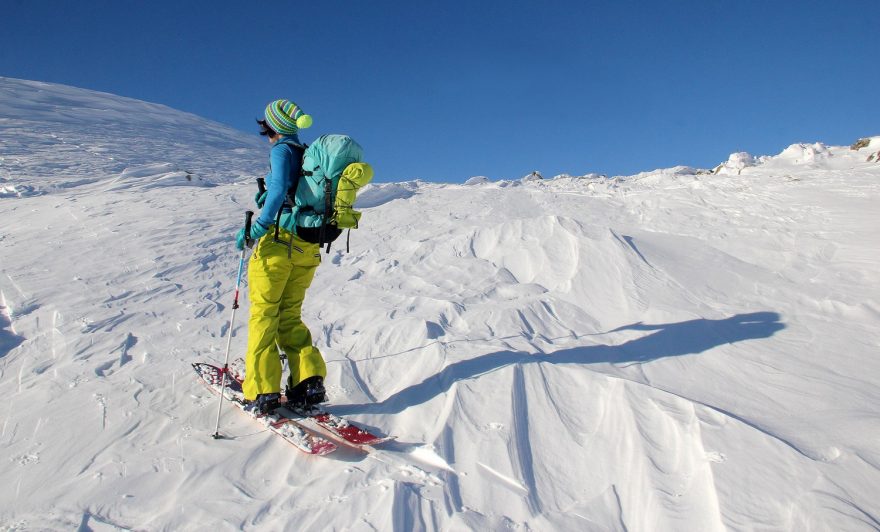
[192,362,337,456]
[228,357,393,448]
[287,405,395,447]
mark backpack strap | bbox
[318,177,334,253]
[269,140,307,257]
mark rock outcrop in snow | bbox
[713,152,756,175]
[851,136,880,163]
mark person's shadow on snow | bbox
[334,311,785,416]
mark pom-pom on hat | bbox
[264,99,313,135]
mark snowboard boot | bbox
[244,392,281,415]
[285,376,326,408]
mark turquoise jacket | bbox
[256,135,305,229]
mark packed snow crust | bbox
[1,78,880,530]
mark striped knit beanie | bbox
[264,99,313,135]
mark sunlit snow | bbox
[1,77,879,530]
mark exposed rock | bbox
[851,138,871,150]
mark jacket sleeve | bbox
[256,143,302,228]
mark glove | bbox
[235,220,270,250]
[254,190,267,208]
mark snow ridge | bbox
[2,77,880,530]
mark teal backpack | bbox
[275,134,373,253]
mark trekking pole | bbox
[212,210,254,439]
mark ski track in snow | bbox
[1,77,880,530]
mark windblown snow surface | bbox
[1,77,879,531]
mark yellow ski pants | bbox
[242,228,326,400]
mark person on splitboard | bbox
[235,99,373,414]
[235,99,323,414]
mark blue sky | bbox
[2,1,877,182]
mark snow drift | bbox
[1,77,880,531]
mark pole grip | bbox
[257,178,266,195]
[244,210,254,248]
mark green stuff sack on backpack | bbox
[278,134,374,252]
[334,162,374,229]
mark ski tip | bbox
[311,441,338,455]
[356,435,397,447]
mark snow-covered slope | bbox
[0,77,264,197]
[2,77,879,531]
